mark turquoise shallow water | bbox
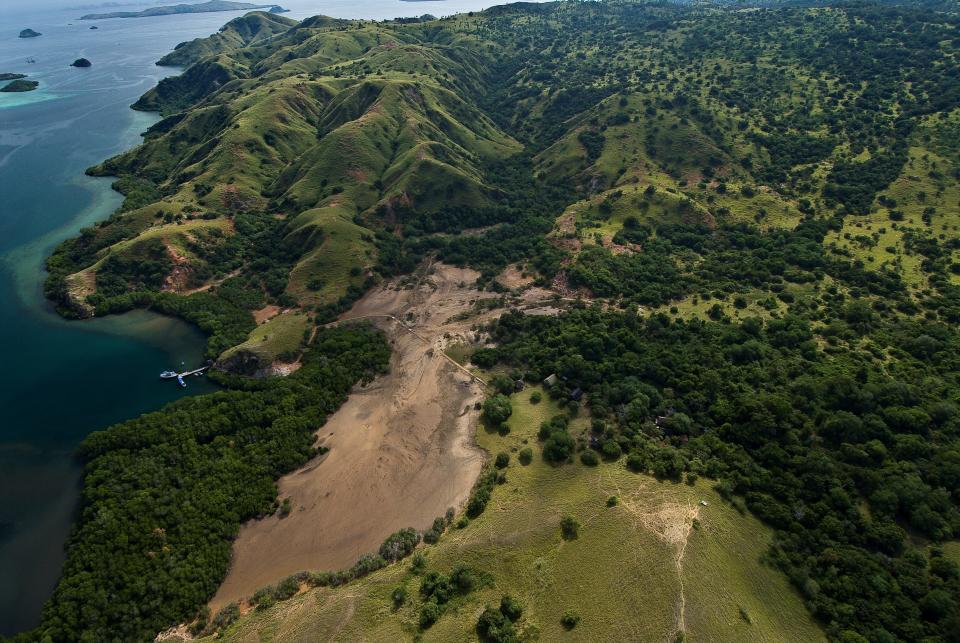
[0,0,537,634]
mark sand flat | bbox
[210,265,492,610]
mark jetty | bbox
[160,365,209,388]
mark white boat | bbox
[160,371,178,379]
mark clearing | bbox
[210,264,501,611]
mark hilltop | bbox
[23,2,960,642]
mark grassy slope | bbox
[67,18,518,336]
[824,141,960,291]
[219,311,310,367]
[205,388,823,642]
[65,219,233,303]
[156,12,299,67]
[284,207,375,307]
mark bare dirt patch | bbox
[252,305,281,325]
[210,265,496,611]
[496,263,535,290]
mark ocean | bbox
[0,0,535,634]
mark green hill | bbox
[156,11,298,67]
[28,2,960,642]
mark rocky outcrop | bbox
[0,79,39,92]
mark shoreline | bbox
[0,24,215,635]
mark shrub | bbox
[420,571,452,604]
[450,564,481,594]
[391,585,407,608]
[188,606,210,636]
[423,515,448,544]
[518,447,533,465]
[626,452,647,473]
[477,605,516,642]
[209,603,240,633]
[379,527,420,562]
[411,551,427,574]
[483,394,513,425]
[352,553,387,577]
[491,374,515,395]
[250,585,275,610]
[467,467,498,517]
[543,430,575,463]
[560,515,580,540]
[601,439,622,460]
[561,609,581,629]
[495,452,510,469]
[500,594,523,622]
[580,449,600,466]
[530,390,542,404]
[419,600,443,629]
[538,415,569,440]
[477,605,516,643]
[606,495,619,507]
[274,575,300,600]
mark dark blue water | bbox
[0,0,535,634]
[0,6,244,635]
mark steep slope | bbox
[47,13,519,361]
[156,11,298,67]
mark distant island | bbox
[19,29,42,38]
[0,73,27,81]
[1,79,39,92]
[79,1,287,20]
[71,58,92,67]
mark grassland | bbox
[824,144,960,291]
[219,311,309,372]
[200,387,823,642]
[284,207,375,307]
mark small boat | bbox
[160,370,178,379]
[177,375,186,388]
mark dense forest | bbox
[34,325,389,641]
[12,0,960,640]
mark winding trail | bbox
[604,471,700,642]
